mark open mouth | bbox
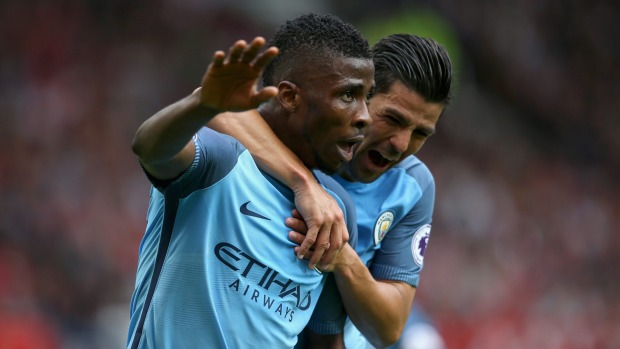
[368,150,391,168]
[337,135,364,162]
[337,141,357,161]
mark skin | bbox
[263,56,373,175]
[288,81,445,347]
[260,54,374,270]
[131,36,377,347]
[209,54,374,270]
[132,38,280,181]
[208,79,445,348]
[340,80,443,183]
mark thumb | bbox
[252,87,278,105]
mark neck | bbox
[337,165,355,181]
[259,103,315,168]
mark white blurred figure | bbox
[386,305,446,349]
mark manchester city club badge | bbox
[373,211,395,245]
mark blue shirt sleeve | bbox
[144,127,246,196]
[369,160,435,287]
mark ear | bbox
[277,81,300,112]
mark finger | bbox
[251,87,278,105]
[305,219,332,269]
[293,245,317,261]
[211,51,226,68]
[285,217,308,234]
[331,216,347,250]
[293,247,322,272]
[318,222,346,268]
[306,229,329,270]
[226,40,246,63]
[291,209,303,220]
[295,224,317,262]
[240,37,266,64]
[253,46,279,70]
[288,231,306,245]
[291,247,326,274]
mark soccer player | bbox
[127,14,374,348]
[209,33,453,348]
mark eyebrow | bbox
[383,106,436,135]
[335,79,373,93]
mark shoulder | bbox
[396,156,436,224]
[196,127,247,155]
[312,171,353,208]
[167,127,251,195]
[396,155,434,192]
[193,127,250,176]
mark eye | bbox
[384,115,399,124]
[342,91,354,102]
[414,129,430,138]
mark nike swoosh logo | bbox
[240,201,270,220]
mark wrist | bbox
[331,244,357,276]
[289,166,318,193]
[188,89,220,120]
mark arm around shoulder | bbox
[209,110,350,269]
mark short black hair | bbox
[262,13,371,87]
[372,34,453,105]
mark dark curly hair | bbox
[262,13,371,87]
[372,34,453,106]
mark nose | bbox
[352,103,372,131]
[390,130,411,155]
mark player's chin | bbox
[320,162,341,175]
[351,158,385,183]
[316,154,343,175]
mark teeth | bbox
[378,153,392,162]
[368,149,401,166]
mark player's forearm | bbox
[132,90,218,165]
[207,110,315,191]
[332,245,415,347]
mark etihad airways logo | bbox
[214,242,314,321]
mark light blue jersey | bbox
[335,156,432,282]
[334,156,436,349]
[127,127,357,349]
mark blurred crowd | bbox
[1,0,618,348]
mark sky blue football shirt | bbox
[127,127,357,349]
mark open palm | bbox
[199,37,279,111]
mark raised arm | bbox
[131,37,278,180]
[208,111,348,270]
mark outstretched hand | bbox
[198,37,279,112]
